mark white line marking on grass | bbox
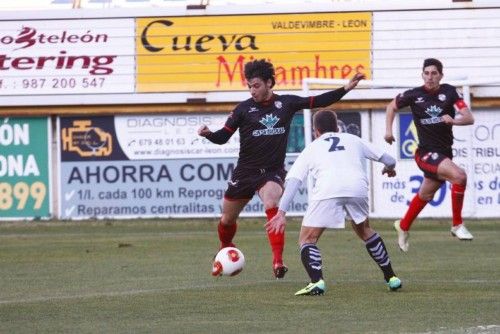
[0,280,273,305]
[1,278,499,305]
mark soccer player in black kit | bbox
[384,58,475,252]
[199,59,365,278]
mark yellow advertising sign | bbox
[136,12,371,92]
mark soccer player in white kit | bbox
[266,110,402,295]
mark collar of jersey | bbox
[259,94,276,107]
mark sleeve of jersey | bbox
[286,149,310,183]
[395,90,412,109]
[278,178,302,212]
[205,126,234,145]
[361,138,385,161]
[310,87,348,108]
[290,87,348,110]
[378,153,396,169]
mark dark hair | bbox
[423,58,443,74]
[244,59,276,88]
[313,110,339,134]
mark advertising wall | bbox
[1,7,499,106]
[0,117,51,219]
[56,112,361,219]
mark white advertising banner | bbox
[0,19,135,95]
[114,114,240,159]
[371,109,499,218]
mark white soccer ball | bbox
[212,247,245,277]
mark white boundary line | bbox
[1,278,499,305]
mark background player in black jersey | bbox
[384,58,474,252]
[199,59,365,278]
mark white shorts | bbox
[302,197,369,228]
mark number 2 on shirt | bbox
[325,137,345,152]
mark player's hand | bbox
[441,115,454,125]
[384,133,395,145]
[382,166,396,177]
[265,211,287,234]
[345,73,366,91]
[198,125,211,137]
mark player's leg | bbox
[397,149,446,236]
[436,159,473,239]
[346,197,401,290]
[402,176,443,229]
[258,180,287,277]
[394,177,441,252]
[218,167,254,249]
[295,226,326,295]
[218,198,250,249]
[350,219,401,291]
[295,199,343,295]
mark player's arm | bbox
[265,178,302,234]
[311,73,365,108]
[361,138,397,177]
[378,153,397,177]
[384,98,399,145]
[198,125,234,145]
[447,100,474,126]
[198,108,240,144]
[292,73,365,110]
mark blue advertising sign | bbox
[398,113,418,159]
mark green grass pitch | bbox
[0,219,499,333]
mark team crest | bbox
[438,94,446,101]
[274,101,282,109]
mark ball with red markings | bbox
[212,247,245,277]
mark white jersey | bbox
[286,132,385,200]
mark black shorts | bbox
[224,166,287,200]
[414,148,449,181]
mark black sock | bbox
[365,233,395,282]
[300,243,323,283]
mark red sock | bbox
[451,183,466,227]
[265,207,284,266]
[400,194,428,231]
[218,221,236,249]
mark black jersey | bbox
[396,83,464,157]
[224,94,311,170]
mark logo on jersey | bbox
[259,114,279,128]
[248,107,259,113]
[398,113,419,159]
[424,105,442,118]
[438,94,446,101]
[415,97,424,103]
[274,101,282,109]
[228,179,239,187]
[252,114,285,136]
[421,105,443,125]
